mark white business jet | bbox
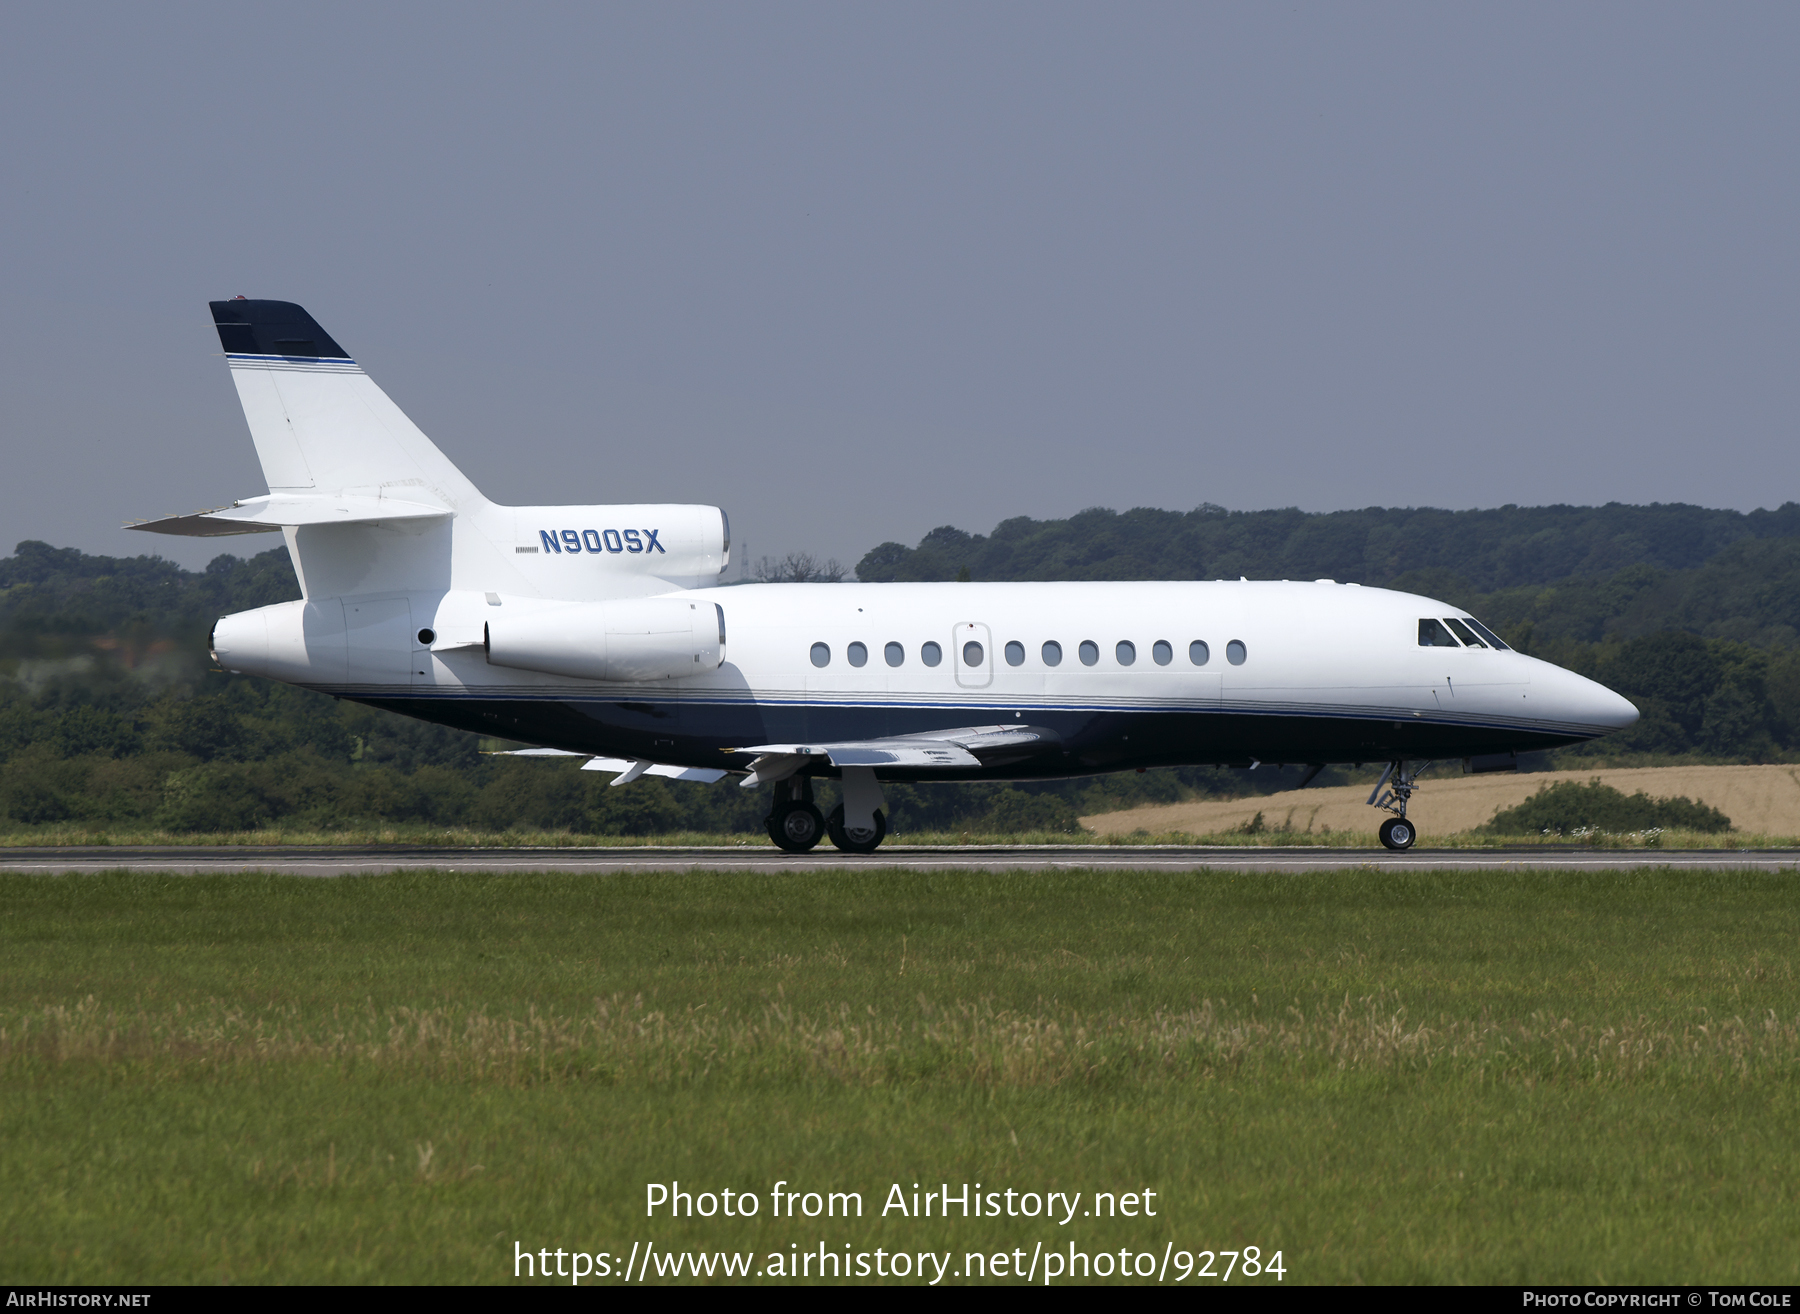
[132,300,1638,853]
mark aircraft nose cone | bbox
[1583,676,1640,731]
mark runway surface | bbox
[0,845,1796,875]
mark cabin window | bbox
[810,642,831,667]
[1116,640,1136,666]
[1004,640,1025,666]
[1227,639,1247,665]
[963,641,985,667]
[885,642,905,667]
[1190,640,1210,666]
[1079,640,1099,666]
[1418,618,1460,647]
[1042,640,1063,667]
[1443,618,1484,648]
[1152,640,1172,666]
[921,641,942,667]
[847,641,868,667]
[1461,617,1511,650]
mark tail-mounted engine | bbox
[484,598,726,682]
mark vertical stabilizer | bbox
[210,299,483,511]
[173,298,726,603]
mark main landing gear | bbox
[1368,760,1432,851]
[827,804,886,855]
[764,767,889,855]
[766,777,825,852]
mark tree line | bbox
[4,495,1799,836]
[855,501,1800,592]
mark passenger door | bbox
[953,622,993,690]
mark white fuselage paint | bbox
[213,577,1638,771]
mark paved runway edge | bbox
[0,845,1795,875]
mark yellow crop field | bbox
[1080,763,1800,841]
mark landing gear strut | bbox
[827,804,886,855]
[766,776,824,853]
[827,766,888,855]
[763,766,890,855]
[1368,760,1432,850]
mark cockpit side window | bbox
[1444,618,1484,647]
[1418,618,1461,647]
[1461,617,1511,651]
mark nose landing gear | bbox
[1369,760,1431,850]
[1378,816,1416,850]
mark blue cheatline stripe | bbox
[301,685,1613,737]
[226,353,358,364]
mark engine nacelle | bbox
[211,599,349,683]
[484,598,725,682]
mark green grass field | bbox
[3,866,1798,1285]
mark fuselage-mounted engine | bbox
[483,597,726,682]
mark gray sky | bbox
[3,3,1797,574]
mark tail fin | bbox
[210,299,483,509]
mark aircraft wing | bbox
[126,493,452,537]
[484,746,726,786]
[730,724,1061,786]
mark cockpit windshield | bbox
[1444,617,1484,647]
[1418,618,1460,647]
[1460,617,1510,650]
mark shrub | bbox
[1481,779,1730,835]
[980,787,1083,835]
[155,765,265,832]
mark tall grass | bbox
[11,991,1800,1088]
[4,867,1800,1283]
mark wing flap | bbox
[739,741,982,768]
[483,747,726,784]
[582,756,728,784]
[729,724,1060,782]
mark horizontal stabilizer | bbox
[127,493,453,537]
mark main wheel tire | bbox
[768,802,825,852]
[1379,816,1416,851]
[826,805,887,855]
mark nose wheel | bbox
[1369,760,1431,851]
